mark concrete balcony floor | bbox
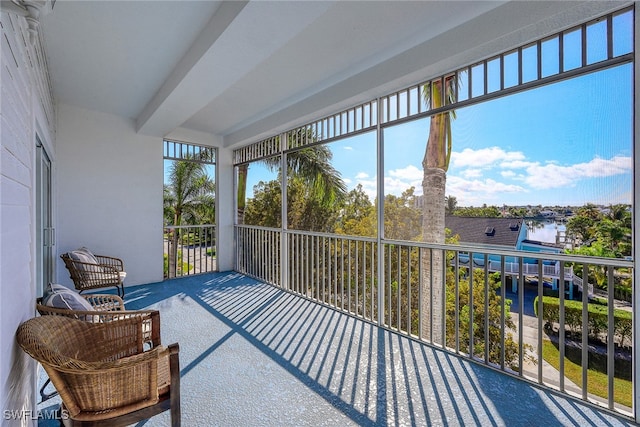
[38,272,635,426]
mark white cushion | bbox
[43,287,95,312]
[44,282,70,296]
[75,247,99,263]
[68,247,103,273]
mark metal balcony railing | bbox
[164,224,217,278]
[235,225,634,417]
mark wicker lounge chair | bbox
[61,249,127,297]
[17,315,180,426]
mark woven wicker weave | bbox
[17,315,180,426]
[61,253,126,297]
[36,294,160,348]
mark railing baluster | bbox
[397,245,401,330]
[387,244,392,327]
[341,239,345,310]
[355,241,360,316]
[518,253,524,376]
[500,256,506,369]
[455,250,460,353]
[407,246,412,336]
[418,247,423,339]
[363,241,367,319]
[484,253,490,365]
[468,251,475,358]
[537,259,544,384]
[581,261,589,399]
[607,265,615,409]
[559,260,566,392]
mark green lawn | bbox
[542,339,632,408]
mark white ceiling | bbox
[38,1,629,148]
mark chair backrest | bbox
[17,316,145,365]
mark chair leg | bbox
[169,344,180,426]
[40,378,58,402]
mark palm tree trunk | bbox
[168,229,178,279]
[421,167,446,345]
[237,164,248,224]
[421,109,449,346]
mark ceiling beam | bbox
[136,0,336,137]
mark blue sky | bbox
[327,63,633,207]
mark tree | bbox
[421,76,456,344]
[164,159,215,278]
[446,269,533,370]
[335,184,376,237]
[566,204,632,300]
[453,205,501,217]
[566,204,599,243]
[566,203,632,257]
[237,139,347,226]
[445,195,458,215]
[244,179,282,228]
[384,187,422,241]
[507,206,528,218]
[244,174,344,232]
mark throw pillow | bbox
[44,282,71,298]
[68,247,103,273]
[43,288,95,312]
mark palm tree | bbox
[236,132,347,225]
[164,158,215,278]
[421,76,456,344]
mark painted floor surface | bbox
[38,272,637,426]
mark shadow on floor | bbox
[39,272,635,426]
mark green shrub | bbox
[533,296,632,347]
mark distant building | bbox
[445,216,526,250]
[445,216,583,298]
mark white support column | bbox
[632,5,640,423]
[280,134,289,290]
[376,98,385,327]
[216,146,235,272]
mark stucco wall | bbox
[1,11,55,426]
[56,104,164,287]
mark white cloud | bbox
[384,176,422,196]
[501,160,537,169]
[447,176,527,205]
[358,179,378,199]
[359,152,631,205]
[388,165,422,181]
[523,155,632,189]
[451,147,525,168]
[343,146,353,151]
[462,169,483,178]
[384,165,423,196]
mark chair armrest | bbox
[82,294,125,311]
[107,310,161,348]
